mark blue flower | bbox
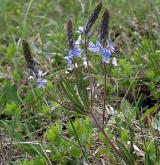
[68,46,81,57]
[65,46,82,69]
[100,47,111,62]
[28,70,47,88]
[75,26,92,42]
[76,26,85,34]
[37,78,47,88]
[88,40,115,62]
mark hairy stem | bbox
[84,35,93,113]
[89,110,121,156]
[103,62,107,126]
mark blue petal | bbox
[88,41,100,52]
[102,55,107,62]
[65,46,81,69]
[67,46,82,58]
[95,41,102,49]
[74,35,81,46]
[67,58,73,65]
[100,48,111,62]
[73,47,81,57]
[37,79,47,88]
[65,55,71,61]
[76,26,85,33]
[68,50,74,58]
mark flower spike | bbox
[99,9,110,45]
[22,40,39,78]
[65,18,83,70]
[85,2,102,34]
[66,19,74,48]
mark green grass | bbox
[0,0,160,164]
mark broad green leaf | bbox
[70,146,81,158]
[2,81,20,104]
[4,102,20,116]
[121,129,129,142]
[6,42,16,59]
[45,123,62,143]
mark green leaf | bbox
[70,146,81,158]
[4,102,20,116]
[2,81,20,104]
[120,99,136,128]
[67,117,93,145]
[52,153,65,161]
[22,156,46,165]
[117,141,135,165]
[23,90,34,105]
[145,70,155,80]
[60,79,87,114]
[6,42,16,59]
[141,104,158,121]
[121,129,129,142]
[75,68,88,108]
[120,99,131,113]
[46,80,54,90]
[0,121,24,141]
[45,123,62,143]
[12,69,21,81]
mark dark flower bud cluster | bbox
[22,40,47,88]
[85,2,102,34]
[22,40,39,78]
[99,9,110,45]
[66,19,74,48]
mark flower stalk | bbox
[103,62,107,126]
[100,9,110,127]
[89,109,121,156]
